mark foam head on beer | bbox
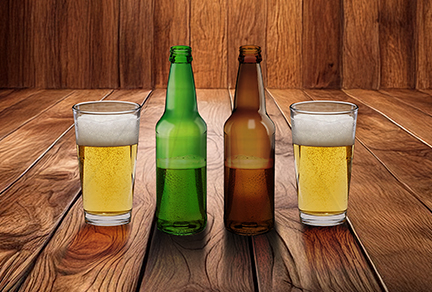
[292,114,356,147]
[75,114,139,147]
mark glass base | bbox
[300,211,346,226]
[85,211,131,226]
[157,219,206,236]
[225,220,273,236]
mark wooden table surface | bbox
[0,88,431,292]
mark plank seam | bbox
[305,89,432,212]
[0,89,36,113]
[342,90,432,149]
[0,90,114,196]
[14,190,83,291]
[12,89,152,291]
[0,90,74,142]
[379,89,432,118]
[0,124,72,197]
[133,89,157,292]
[248,236,260,292]
[356,138,432,214]
[265,89,294,129]
[134,214,157,292]
[346,217,389,292]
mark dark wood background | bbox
[0,0,431,89]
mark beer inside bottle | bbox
[224,45,275,236]
[155,45,207,236]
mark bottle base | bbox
[157,219,206,236]
[300,211,346,226]
[85,211,131,226]
[225,220,273,236]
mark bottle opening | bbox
[239,45,262,63]
[169,45,193,63]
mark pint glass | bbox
[290,101,358,226]
[73,101,141,226]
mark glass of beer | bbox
[290,101,358,226]
[72,101,141,226]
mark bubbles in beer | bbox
[75,114,139,147]
[292,114,356,147]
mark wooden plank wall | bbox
[0,0,431,89]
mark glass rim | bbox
[72,100,141,115]
[290,100,358,115]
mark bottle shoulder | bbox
[156,113,207,135]
[224,111,275,132]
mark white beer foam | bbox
[76,114,139,147]
[292,114,355,147]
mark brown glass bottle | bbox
[224,45,275,236]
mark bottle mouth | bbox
[169,45,192,63]
[240,45,261,54]
[239,45,262,63]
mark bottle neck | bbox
[233,62,266,113]
[165,62,198,115]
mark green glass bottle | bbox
[155,45,207,236]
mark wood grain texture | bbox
[416,1,432,89]
[0,89,14,100]
[260,89,383,291]
[272,89,432,291]
[228,0,266,88]
[2,0,432,89]
[140,89,256,291]
[307,89,432,214]
[420,89,432,96]
[0,90,111,195]
[6,0,28,87]
[153,0,190,88]
[0,129,82,292]
[303,0,341,88]
[59,0,91,88]
[19,90,151,292]
[59,0,119,88]
[0,89,42,112]
[26,0,119,88]
[88,0,119,88]
[119,0,153,88]
[0,89,431,291]
[380,89,432,116]
[379,0,416,88]
[191,0,227,88]
[344,89,432,146]
[0,90,73,140]
[0,1,9,87]
[342,0,379,89]
[30,0,62,88]
[348,139,432,291]
[266,0,302,88]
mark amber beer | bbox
[73,101,141,226]
[290,101,358,226]
[224,45,275,235]
[225,157,274,234]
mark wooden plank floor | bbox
[269,88,432,292]
[0,88,431,291]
